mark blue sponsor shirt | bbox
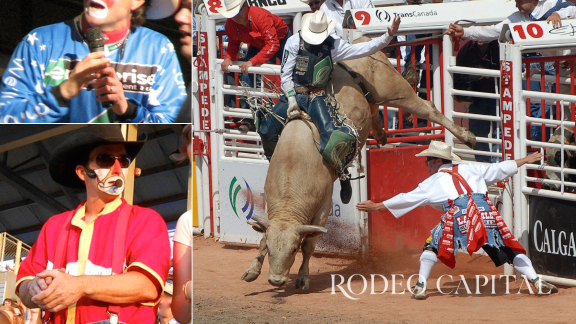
[0,16,186,123]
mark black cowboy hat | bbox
[49,125,146,189]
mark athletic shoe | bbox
[411,281,426,300]
[531,278,558,294]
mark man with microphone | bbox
[0,0,186,123]
[16,125,171,323]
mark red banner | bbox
[500,61,514,161]
[197,31,211,131]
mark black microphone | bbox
[115,179,123,187]
[86,27,104,52]
[86,27,113,109]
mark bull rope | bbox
[242,77,363,176]
[240,77,286,127]
[326,82,363,176]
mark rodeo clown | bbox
[16,126,170,323]
[257,11,400,204]
[0,0,184,123]
[356,141,558,299]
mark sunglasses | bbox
[94,155,132,168]
[309,0,321,5]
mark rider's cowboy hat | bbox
[217,0,247,18]
[301,11,336,45]
[415,141,462,162]
[49,125,146,189]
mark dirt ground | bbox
[193,235,576,324]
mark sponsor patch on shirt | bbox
[295,55,309,75]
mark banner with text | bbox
[529,195,576,279]
[197,31,211,131]
[500,60,514,161]
[202,0,309,18]
[502,19,576,47]
[350,1,516,33]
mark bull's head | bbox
[249,215,327,287]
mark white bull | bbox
[243,37,476,289]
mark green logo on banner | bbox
[229,176,254,220]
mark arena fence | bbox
[0,233,31,300]
[498,21,576,285]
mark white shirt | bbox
[463,0,576,41]
[320,0,374,38]
[280,32,392,93]
[383,160,518,218]
[174,210,192,247]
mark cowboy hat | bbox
[415,141,462,162]
[216,0,247,18]
[301,11,336,45]
[147,0,181,20]
[49,125,146,189]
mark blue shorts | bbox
[429,193,506,255]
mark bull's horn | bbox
[250,215,271,229]
[296,225,328,237]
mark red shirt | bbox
[224,6,288,65]
[16,199,171,324]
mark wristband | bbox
[287,89,296,97]
[116,100,137,121]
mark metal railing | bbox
[0,233,30,300]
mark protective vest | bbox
[293,33,334,88]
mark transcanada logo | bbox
[392,10,438,18]
[229,176,254,220]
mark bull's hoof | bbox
[295,277,310,290]
[241,270,260,282]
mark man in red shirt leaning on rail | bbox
[219,0,290,77]
[16,125,170,324]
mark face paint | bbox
[93,167,128,196]
[85,0,119,20]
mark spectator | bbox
[454,40,501,162]
[303,0,326,12]
[447,0,576,141]
[220,0,291,78]
[171,125,192,323]
[157,283,180,324]
[219,0,290,131]
[16,125,171,323]
[0,0,185,123]
[320,0,374,38]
